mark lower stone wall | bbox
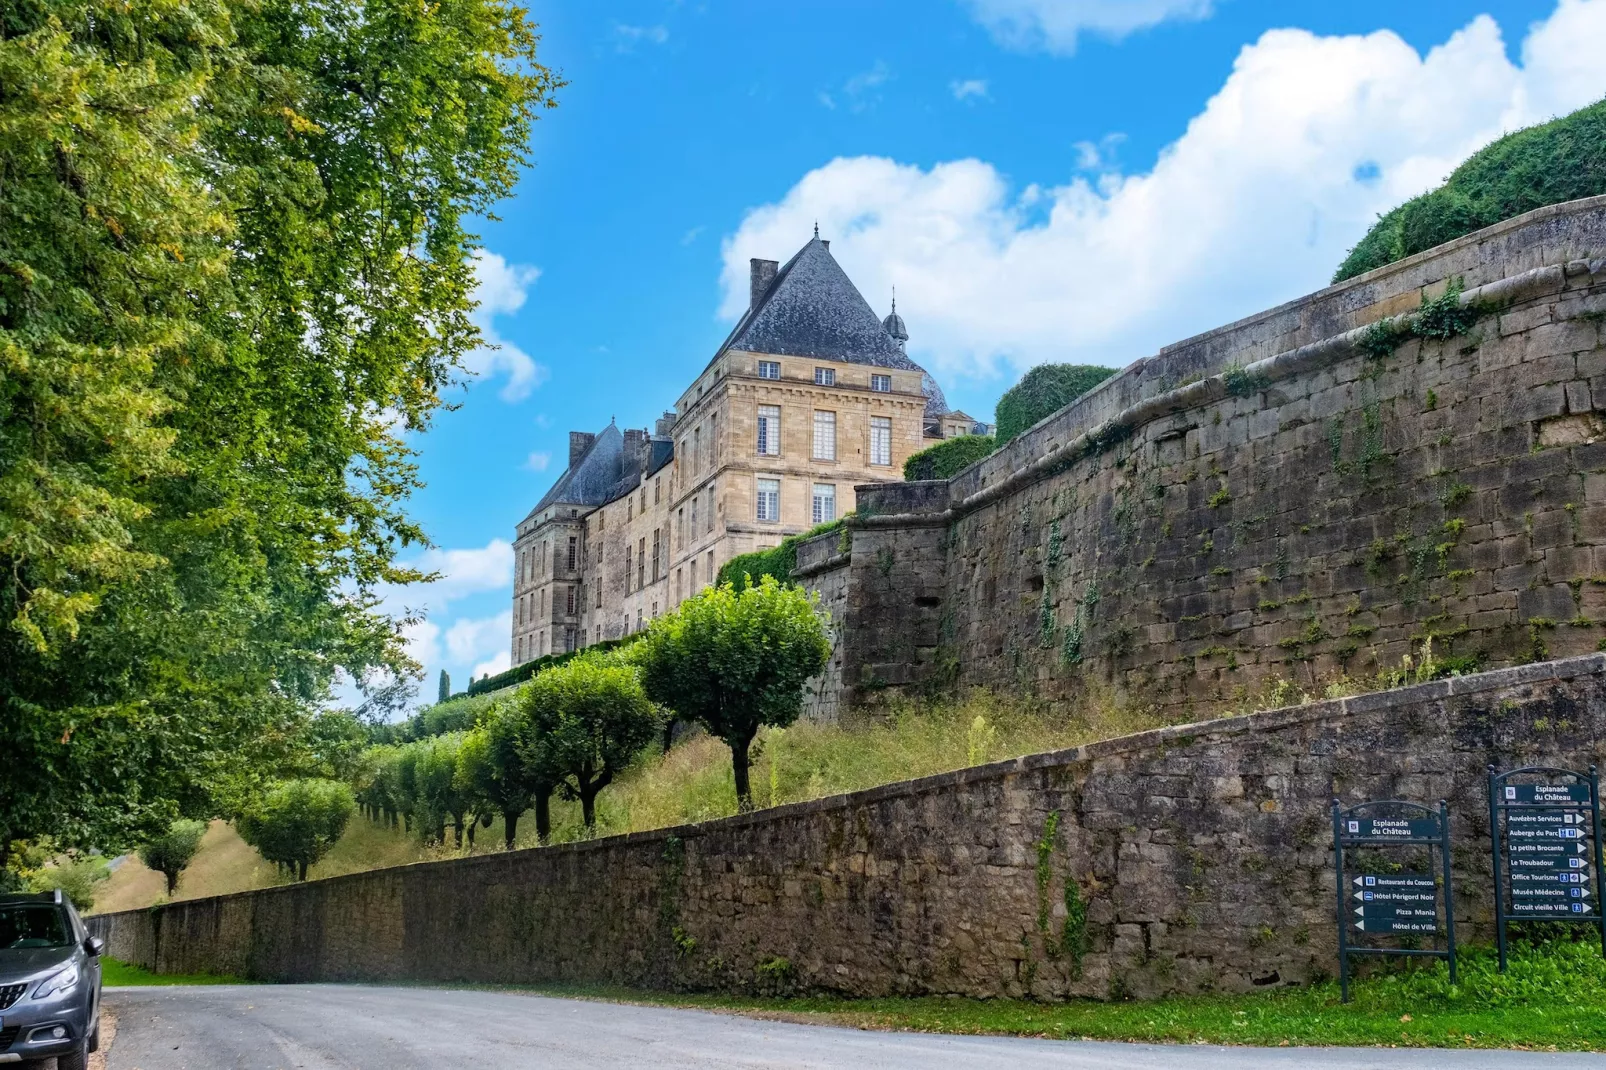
[91,655,1606,999]
[795,532,849,724]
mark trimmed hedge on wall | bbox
[903,435,995,481]
[464,635,636,697]
[994,364,1117,446]
[717,519,846,591]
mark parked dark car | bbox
[0,890,102,1069]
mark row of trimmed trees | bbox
[355,575,830,846]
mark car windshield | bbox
[0,905,71,950]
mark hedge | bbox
[716,518,846,592]
[1334,97,1606,282]
[903,434,995,481]
[465,635,637,697]
[994,364,1117,446]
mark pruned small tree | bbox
[637,576,829,811]
[237,779,356,882]
[414,733,470,846]
[516,653,659,829]
[457,701,547,849]
[138,818,209,895]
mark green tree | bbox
[457,702,546,848]
[637,577,830,811]
[438,670,452,704]
[994,365,1117,446]
[137,819,209,896]
[0,0,560,866]
[1335,97,1606,281]
[236,779,356,881]
[516,654,660,829]
[414,733,470,846]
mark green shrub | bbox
[465,636,637,698]
[994,365,1118,446]
[903,435,995,481]
[236,778,356,881]
[1335,96,1606,281]
[138,819,209,896]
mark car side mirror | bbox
[84,937,104,957]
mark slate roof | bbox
[529,424,626,515]
[715,238,920,371]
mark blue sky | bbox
[368,0,1606,708]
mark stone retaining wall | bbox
[89,655,1606,999]
[813,198,1606,716]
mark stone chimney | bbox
[622,428,647,454]
[569,431,595,469]
[654,410,677,438]
[750,258,778,309]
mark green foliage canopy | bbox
[903,435,995,481]
[637,578,830,809]
[456,702,548,848]
[716,519,845,593]
[236,778,356,881]
[994,365,1117,446]
[0,0,559,863]
[1334,98,1606,281]
[514,653,660,828]
[137,818,209,896]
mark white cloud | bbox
[525,450,552,472]
[820,61,892,112]
[398,540,513,609]
[614,22,669,51]
[962,0,1213,54]
[681,225,705,246]
[465,251,547,402]
[446,611,513,665]
[721,1,1606,388]
[950,78,990,101]
[472,651,512,681]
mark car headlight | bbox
[32,963,79,1000]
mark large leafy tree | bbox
[457,701,547,848]
[0,0,559,865]
[516,654,659,829]
[237,778,356,881]
[637,578,829,811]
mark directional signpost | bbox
[1488,766,1606,971]
[1332,799,1457,1003]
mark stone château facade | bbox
[509,234,977,662]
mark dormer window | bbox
[871,373,891,392]
[814,367,835,387]
[758,360,780,380]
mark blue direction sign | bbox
[1333,800,1456,1002]
[1489,766,1606,972]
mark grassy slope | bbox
[93,691,1158,913]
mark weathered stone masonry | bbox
[90,655,1606,998]
[806,198,1606,717]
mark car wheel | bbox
[87,1015,100,1053]
[54,1040,89,1070]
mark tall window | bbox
[690,497,698,537]
[565,586,576,615]
[812,483,836,525]
[757,405,780,456]
[758,360,780,379]
[677,507,685,548]
[676,567,683,602]
[539,589,545,617]
[812,411,836,460]
[756,478,780,522]
[624,546,632,586]
[654,477,661,504]
[651,529,661,582]
[707,488,716,533]
[693,427,701,471]
[637,537,646,589]
[870,416,892,466]
[707,549,714,586]
[871,373,891,392]
[596,583,602,608]
[566,536,577,571]
[814,367,835,386]
[564,628,576,654]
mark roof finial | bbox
[813,220,819,240]
[891,285,897,314]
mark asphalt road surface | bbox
[102,984,1606,1070]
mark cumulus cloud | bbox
[465,251,547,402]
[962,0,1213,54]
[525,450,552,472]
[472,651,513,681]
[950,78,990,101]
[721,1,1606,387]
[447,611,513,665]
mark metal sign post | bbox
[1488,765,1606,972]
[1332,799,1457,1003]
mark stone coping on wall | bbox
[89,651,1606,923]
[939,196,1606,503]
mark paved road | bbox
[103,984,1605,1070]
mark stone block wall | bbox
[812,198,1606,717]
[89,655,1606,999]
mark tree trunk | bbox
[581,789,597,829]
[402,811,412,833]
[452,815,465,847]
[466,819,476,847]
[503,809,519,850]
[732,735,753,811]
[535,791,552,843]
[661,717,677,755]
[165,871,178,896]
[297,860,307,882]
